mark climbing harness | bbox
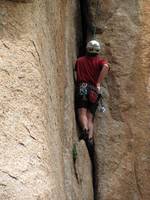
[79,83,88,96]
[78,83,105,110]
[79,83,99,104]
[88,84,99,104]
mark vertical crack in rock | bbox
[79,1,97,199]
[79,0,88,56]
[133,161,143,200]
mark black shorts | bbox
[75,83,99,115]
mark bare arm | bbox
[96,64,109,92]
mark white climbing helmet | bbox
[86,40,101,54]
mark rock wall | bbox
[63,1,93,200]
[85,0,150,199]
[0,1,66,199]
[0,0,94,199]
[0,0,149,200]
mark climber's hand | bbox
[96,84,101,94]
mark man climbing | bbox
[75,40,109,157]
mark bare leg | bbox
[78,108,88,130]
[87,111,94,139]
[78,109,94,159]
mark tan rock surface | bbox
[0,1,66,199]
[0,0,150,200]
[86,0,150,199]
[75,141,94,200]
[0,0,93,199]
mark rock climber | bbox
[75,40,109,157]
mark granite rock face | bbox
[86,0,150,199]
[0,0,93,199]
[0,1,66,199]
[0,0,149,200]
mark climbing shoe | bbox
[85,137,94,160]
[79,129,88,141]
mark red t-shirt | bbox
[75,55,108,86]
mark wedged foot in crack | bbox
[79,129,94,160]
[79,129,88,141]
[86,137,94,159]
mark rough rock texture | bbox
[86,0,150,199]
[0,0,150,200]
[0,1,66,199]
[74,141,94,200]
[0,0,93,200]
